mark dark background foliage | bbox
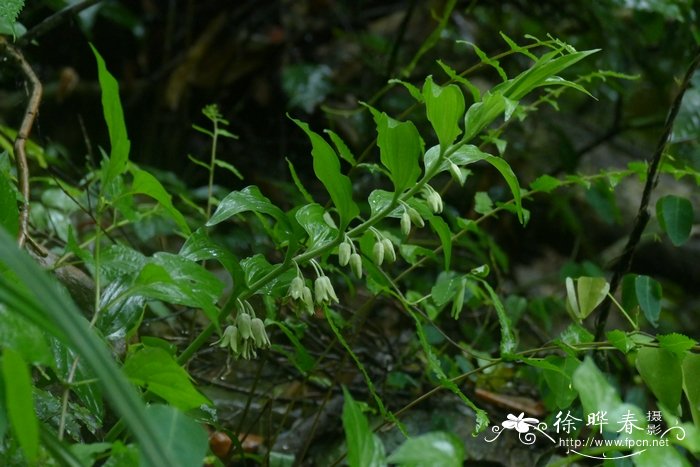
[11,0,698,292]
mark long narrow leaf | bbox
[0,229,180,467]
[90,44,131,189]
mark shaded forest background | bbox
[9,0,699,287]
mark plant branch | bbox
[594,46,700,340]
[0,38,43,247]
[17,0,103,47]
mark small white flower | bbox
[251,317,271,348]
[314,275,339,304]
[288,276,305,300]
[301,286,314,315]
[236,312,252,339]
[218,325,240,355]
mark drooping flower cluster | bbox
[287,260,341,316]
[337,236,362,278]
[369,228,396,267]
[399,201,425,237]
[421,184,443,214]
[217,300,271,360]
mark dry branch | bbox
[0,37,43,247]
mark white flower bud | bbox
[382,238,396,263]
[408,206,424,228]
[236,313,252,339]
[373,240,384,266]
[449,161,463,185]
[425,188,443,214]
[349,253,362,278]
[251,318,271,348]
[338,242,351,266]
[401,210,411,236]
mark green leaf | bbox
[435,60,481,101]
[325,129,357,166]
[124,346,210,411]
[558,323,594,346]
[657,333,696,358]
[143,405,209,467]
[473,191,493,214]
[0,0,24,27]
[295,203,338,249]
[290,117,359,228]
[365,106,424,195]
[387,432,464,467]
[341,386,386,467]
[240,254,296,296]
[0,167,18,237]
[422,76,465,149]
[286,158,315,204]
[573,357,643,432]
[0,229,182,466]
[636,347,683,412]
[388,79,424,102]
[2,348,39,463]
[682,353,700,426]
[529,174,561,193]
[635,275,662,327]
[606,330,635,354]
[129,166,190,234]
[90,45,131,190]
[460,40,507,82]
[431,271,459,308]
[428,216,452,270]
[179,228,242,284]
[576,276,609,319]
[656,195,693,246]
[540,356,580,409]
[207,185,286,227]
[133,253,223,324]
[474,278,517,355]
[463,91,506,143]
[213,159,243,180]
[498,48,599,100]
[97,279,145,344]
[0,306,54,367]
[425,145,523,222]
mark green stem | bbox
[178,144,452,364]
[206,117,219,219]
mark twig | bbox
[17,0,102,47]
[0,38,43,247]
[594,46,700,340]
